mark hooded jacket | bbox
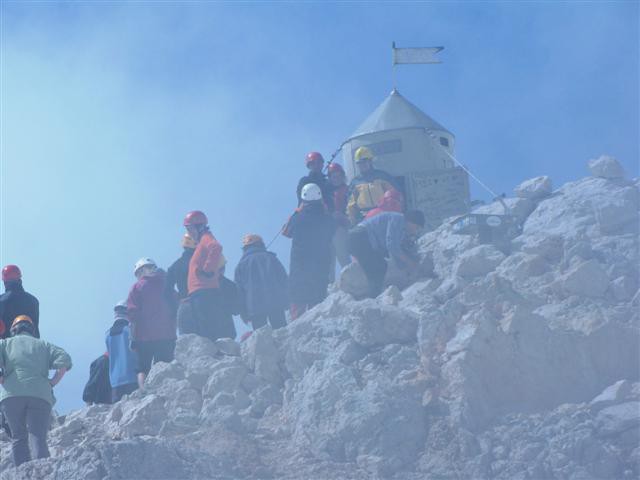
[127,269,177,342]
[0,281,39,339]
[234,243,289,317]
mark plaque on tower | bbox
[406,167,471,230]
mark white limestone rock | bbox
[453,244,506,279]
[562,259,610,298]
[588,155,626,179]
[514,175,553,199]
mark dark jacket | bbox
[82,354,112,405]
[0,281,40,339]
[297,172,334,212]
[234,244,289,317]
[283,202,336,304]
[219,276,240,339]
[166,248,195,300]
[127,269,177,342]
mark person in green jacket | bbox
[0,315,72,467]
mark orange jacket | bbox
[188,231,223,294]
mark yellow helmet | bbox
[242,234,264,247]
[182,233,197,249]
[354,146,374,163]
[11,315,33,329]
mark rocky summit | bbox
[1,155,638,479]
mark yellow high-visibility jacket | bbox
[346,169,397,225]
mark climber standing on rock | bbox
[234,234,289,330]
[0,265,40,340]
[348,210,425,298]
[0,315,72,467]
[127,258,177,387]
[166,233,198,334]
[283,184,336,319]
[105,301,139,402]
[183,210,234,340]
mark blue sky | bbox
[1,2,638,413]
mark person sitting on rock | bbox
[347,210,425,298]
[0,315,71,467]
[283,184,336,319]
[105,301,139,403]
[346,146,397,225]
[234,234,289,330]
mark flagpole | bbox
[391,41,396,90]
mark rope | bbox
[424,129,511,215]
[265,226,283,250]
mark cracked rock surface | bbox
[1,160,638,479]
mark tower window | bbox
[439,137,449,147]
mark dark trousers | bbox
[347,227,388,298]
[111,382,138,403]
[177,299,196,335]
[135,339,176,375]
[249,310,286,330]
[190,289,236,341]
[1,396,51,467]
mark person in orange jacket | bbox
[183,211,234,340]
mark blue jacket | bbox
[105,317,139,388]
[234,244,289,317]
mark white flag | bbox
[393,46,443,65]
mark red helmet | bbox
[183,211,208,226]
[2,265,21,282]
[327,163,345,175]
[305,152,324,165]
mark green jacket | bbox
[0,333,72,406]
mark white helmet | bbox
[301,183,322,202]
[133,257,156,275]
[114,300,128,311]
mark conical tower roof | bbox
[349,89,451,139]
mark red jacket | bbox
[364,193,403,220]
[188,231,223,294]
[127,270,176,342]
